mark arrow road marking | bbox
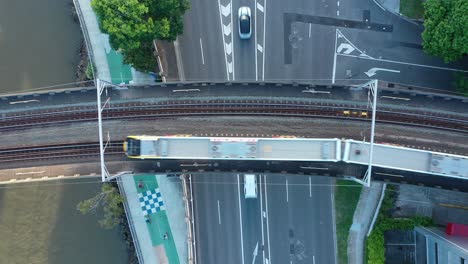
[223,23,232,36]
[252,242,259,264]
[226,42,232,55]
[337,43,355,54]
[227,61,233,73]
[365,67,400,77]
[221,3,231,17]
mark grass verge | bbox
[400,0,424,19]
[335,179,363,264]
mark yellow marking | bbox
[343,110,350,115]
[360,112,368,117]
[438,203,468,210]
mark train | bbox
[123,135,468,184]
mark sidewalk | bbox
[347,182,384,264]
[75,0,155,85]
[120,174,187,264]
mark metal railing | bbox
[72,0,96,82]
[116,176,144,264]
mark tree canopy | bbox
[91,0,189,71]
[77,183,125,229]
[422,0,468,62]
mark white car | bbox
[238,7,252,39]
[244,174,257,199]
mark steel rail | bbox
[1,100,467,133]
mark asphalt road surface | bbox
[192,173,336,264]
[178,0,468,90]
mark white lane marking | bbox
[237,174,246,264]
[231,1,235,80]
[256,2,264,12]
[15,171,45,175]
[264,174,272,263]
[302,90,331,94]
[172,89,200,92]
[375,172,404,178]
[331,185,338,264]
[365,67,400,77]
[380,96,410,101]
[255,0,258,81]
[262,0,267,80]
[308,23,311,38]
[221,2,231,17]
[257,44,263,53]
[309,177,312,197]
[217,200,221,224]
[217,0,230,80]
[332,29,338,84]
[259,174,266,264]
[199,38,205,65]
[9,99,40,104]
[228,61,233,73]
[337,10,339,16]
[337,43,355,54]
[339,53,468,73]
[337,1,340,6]
[286,178,289,203]
[313,255,316,264]
[226,42,233,55]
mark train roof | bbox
[344,140,468,179]
[135,136,341,161]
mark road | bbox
[192,173,336,264]
[178,0,468,90]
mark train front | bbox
[124,136,141,158]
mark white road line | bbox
[172,89,201,92]
[308,23,311,38]
[217,200,221,224]
[337,1,340,6]
[257,44,263,53]
[231,0,235,80]
[237,174,246,264]
[331,185,338,264]
[337,10,339,16]
[264,174,272,263]
[259,175,266,264]
[255,0,258,81]
[332,29,338,84]
[338,53,468,73]
[199,38,205,65]
[380,96,410,101]
[302,90,331,94]
[286,178,289,203]
[9,99,40,105]
[217,0,230,80]
[309,177,312,197]
[262,0,267,80]
[375,172,405,178]
[15,171,45,175]
[313,255,316,264]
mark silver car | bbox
[238,6,252,39]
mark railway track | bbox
[1,99,468,133]
[0,142,123,164]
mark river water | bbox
[0,177,129,263]
[0,0,82,94]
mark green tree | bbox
[91,0,189,71]
[422,0,468,62]
[122,41,158,72]
[77,183,125,229]
[453,72,468,96]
